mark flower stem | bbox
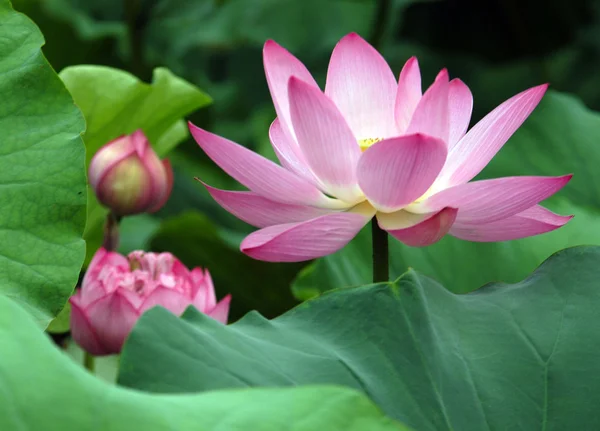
[84,351,95,373]
[102,212,122,252]
[371,219,389,283]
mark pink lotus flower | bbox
[70,248,231,355]
[190,33,572,263]
[89,130,173,216]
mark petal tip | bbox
[287,75,314,93]
[558,173,574,187]
[263,39,285,56]
[436,68,449,82]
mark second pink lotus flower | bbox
[70,248,231,355]
[190,33,572,262]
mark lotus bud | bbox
[88,130,173,216]
[70,247,231,356]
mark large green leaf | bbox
[0,0,86,326]
[0,294,407,431]
[150,212,302,320]
[293,90,600,297]
[119,246,600,431]
[59,65,211,264]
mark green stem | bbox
[371,219,389,283]
[84,351,95,373]
[369,0,392,50]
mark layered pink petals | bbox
[450,205,573,242]
[70,248,231,355]
[241,211,373,262]
[386,207,458,247]
[263,40,319,140]
[357,134,447,213]
[69,295,107,356]
[447,79,473,148]
[203,183,334,228]
[191,33,571,263]
[325,33,397,139]
[395,57,422,133]
[418,175,572,224]
[288,77,363,202]
[190,123,342,208]
[439,84,548,186]
[406,69,449,143]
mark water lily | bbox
[190,33,572,263]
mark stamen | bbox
[358,137,383,151]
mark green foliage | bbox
[59,66,211,265]
[119,246,600,431]
[293,91,600,297]
[0,294,408,431]
[0,0,86,327]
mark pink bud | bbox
[89,130,174,216]
[70,248,231,356]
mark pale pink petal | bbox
[357,134,447,213]
[79,280,108,307]
[439,84,548,186]
[288,77,363,203]
[88,135,135,190]
[269,118,316,184]
[419,175,572,224]
[240,212,373,262]
[85,290,141,355]
[448,79,473,148]
[203,271,217,309]
[206,295,231,324]
[395,57,422,133]
[191,269,217,311]
[189,123,343,208]
[114,286,145,309]
[324,32,397,139]
[450,205,573,242]
[69,295,108,356]
[406,69,450,143]
[386,207,458,247]
[148,159,174,212]
[203,183,335,228]
[139,286,189,316]
[518,205,574,225]
[263,40,319,140]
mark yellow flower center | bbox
[358,137,383,151]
